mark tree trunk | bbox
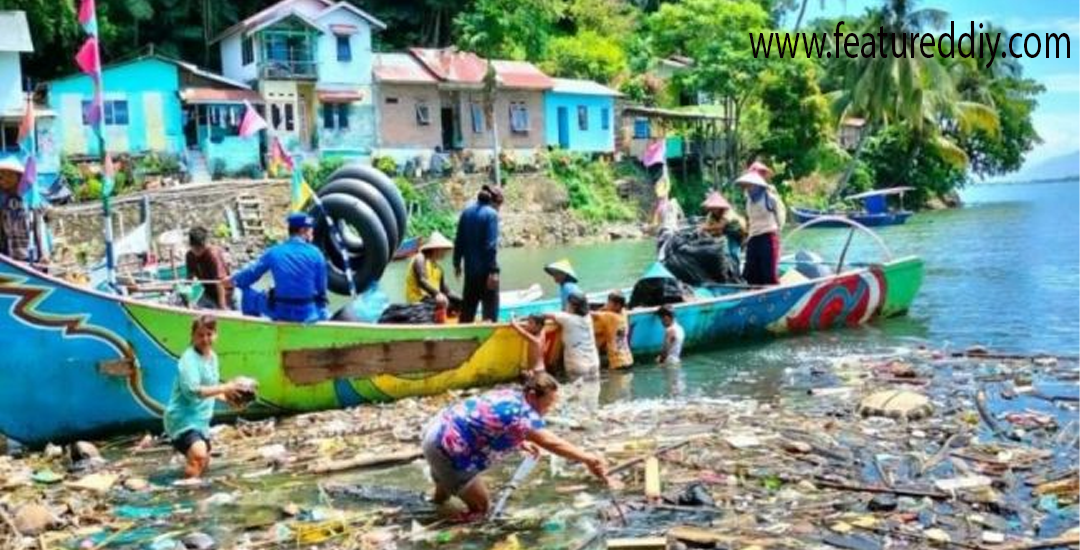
[831,125,872,201]
[793,0,810,32]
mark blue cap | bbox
[287,212,314,229]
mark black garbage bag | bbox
[372,296,462,325]
[662,229,742,286]
[670,483,716,507]
[629,276,693,309]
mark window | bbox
[242,36,254,65]
[415,103,431,126]
[509,102,529,134]
[81,99,129,126]
[336,35,352,62]
[385,97,399,104]
[284,103,295,132]
[470,103,484,134]
[271,104,282,129]
[601,107,610,130]
[633,117,650,139]
[323,103,350,130]
[577,105,588,131]
[1,124,18,152]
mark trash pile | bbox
[0,347,1077,550]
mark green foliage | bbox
[757,57,830,182]
[136,152,181,175]
[953,73,1044,179]
[60,158,83,186]
[454,0,563,59]
[547,150,635,223]
[301,158,347,191]
[75,177,104,202]
[373,155,398,176]
[541,31,628,83]
[213,223,231,239]
[861,125,966,207]
[395,177,456,237]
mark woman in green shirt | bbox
[164,316,244,479]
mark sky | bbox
[787,0,1080,175]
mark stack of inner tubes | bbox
[309,163,408,295]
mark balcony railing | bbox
[258,59,318,80]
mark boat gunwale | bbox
[0,253,922,329]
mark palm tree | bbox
[792,0,845,32]
[827,0,998,196]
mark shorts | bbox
[422,424,478,496]
[171,429,211,455]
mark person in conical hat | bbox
[544,258,582,309]
[735,170,786,286]
[405,231,456,304]
[699,190,747,268]
[748,160,774,180]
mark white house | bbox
[211,0,386,159]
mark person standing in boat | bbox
[454,185,503,323]
[232,213,328,323]
[405,231,456,305]
[421,372,609,520]
[164,315,245,479]
[737,165,785,286]
[544,259,581,309]
[185,227,233,310]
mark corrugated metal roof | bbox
[373,53,438,84]
[0,11,33,53]
[408,48,488,86]
[550,78,620,97]
[492,60,552,90]
[211,0,384,44]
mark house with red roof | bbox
[372,48,552,170]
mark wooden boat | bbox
[0,254,528,445]
[391,236,421,261]
[0,219,923,445]
[793,187,915,227]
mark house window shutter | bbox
[416,103,431,126]
[336,35,352,62]
[577,106,588,131]
[337,104,349,129]
[601,107,610,130]
[323,104,334,129]
[471,103,484,134]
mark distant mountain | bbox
[988,152,1080,184]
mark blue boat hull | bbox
[792,208,913,227]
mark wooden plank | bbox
[668,525,723,545]
[308,449,422,474]
[644,456,661,501]
[606,537,667,549]
[283,338,481,385]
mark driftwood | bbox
[813,478,949,500]
[308,449,422,475]
[609,439,695,476]
[991,532,1080,550]
[975,387,1021,441]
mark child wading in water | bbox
[163,315,248,478]
[656,305,684,365]
[511,314,548,376]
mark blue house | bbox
[0,11,60,187]
[544,78,620,154]
[47,55,262,178]
[213,0,386,160]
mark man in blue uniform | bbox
[233,213,328,323]
[453,185,502,323]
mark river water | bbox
[384,180,1080,401]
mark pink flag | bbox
[16,99,33,146]
[642,139,666,167]
[78,0,96,26]
[75,38,101,75]
[238,101,267,137]
[18,156,36,195]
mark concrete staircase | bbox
[187,149,212,183]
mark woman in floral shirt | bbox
[421,373,608,519]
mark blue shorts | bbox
[171,429,211,456]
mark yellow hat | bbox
[543,259,578,282]
[421,231,454,251]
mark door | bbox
[440,107,456,150]
[556,106,569,149]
